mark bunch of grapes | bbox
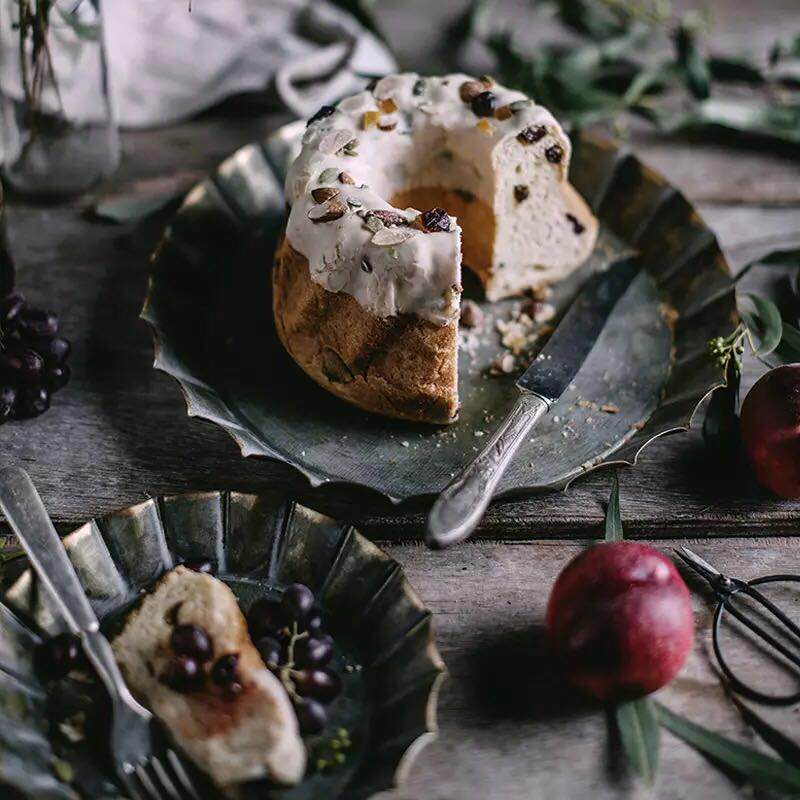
[247,583,343,735]
[0,292,71,422]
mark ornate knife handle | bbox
[426,393,549,549]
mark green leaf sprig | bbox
[450,0,800,146]
[604,472,623,541]
[617,698,660,788]
[703,246,799,458]
[656,703,800,795]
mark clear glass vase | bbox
[0,0,119,198]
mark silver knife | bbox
[426,256,640,549]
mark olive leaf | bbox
[741,293,783,356]
[725,692,800,769]
[708,55,765,85]
[659,99,800,146]
[702,357,741,461]
[464,2,800,148]
[674,25,711,100]
[656,703,800,794]
[622,62,675,105]
[555,0,635,41]
[604,472,623,541]
[769,33,800,65]
[617,697,660,788]
[775,322,800,364]
[756,246,800,267]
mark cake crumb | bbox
[489,352,516,375]
[601,403,620,414]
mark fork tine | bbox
[120,767,147,800]
[166,748,203,800]
[149,755,183,800]
[135,761,165,800]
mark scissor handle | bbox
[712,574,800,707]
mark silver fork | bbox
[0,467,203,800]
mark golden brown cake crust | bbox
[273,238,459,424]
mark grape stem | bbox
[278,622,308,700]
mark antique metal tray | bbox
[142,123,736,503]
[0,491,444,799]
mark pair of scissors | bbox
[674,546,800,707]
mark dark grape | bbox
[294,698,327,735]
[46,364,70,392]
[37,632,83,679]
[162,655,203,693]
[256,636,282,669]
[170,624,213,662]
[293,668,342,704]
[247,597,287,639]
[15,384,50,417]
[18,308,58,339]
[294,634,334,668]
[280,583,315,624]
[0,293,26,334]
[182,558,215,575]
[305,609,324,634]
[211,653,240,687]
[0,385,15,423]
[5,347,44,381]
[471,91,497,117]
[0,349,22,377]
[37,336,71,365]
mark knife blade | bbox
[426,255,640,549]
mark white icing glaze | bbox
[284,72,575,325]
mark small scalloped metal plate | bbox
[142,124,736,503]
[0,492,445,800]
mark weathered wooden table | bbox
[2,0,800,796]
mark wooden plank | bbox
[373,537,800,799]
[1,192,799,542]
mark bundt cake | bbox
[274,72,598,424]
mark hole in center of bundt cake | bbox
[390,187,494,287]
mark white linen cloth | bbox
[0,0,396,131]
[104,0,396,127]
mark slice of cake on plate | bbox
[112,566,306,790]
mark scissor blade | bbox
[674,546,723,583]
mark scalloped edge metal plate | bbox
[142,126,736,504]
[0,492,445,800]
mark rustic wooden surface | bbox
[375,537,800,800]
[1,133,799,540]
[1,0,800,797]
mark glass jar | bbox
[0,0,119,197]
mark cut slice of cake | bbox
[112,567,306,789]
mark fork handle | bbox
[0,467,149,717]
